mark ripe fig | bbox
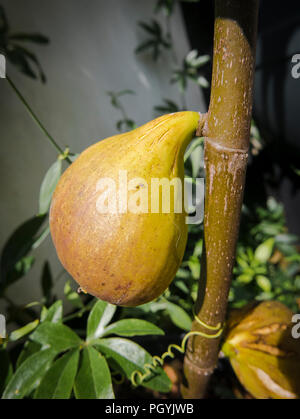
[222,301,300,399]
[50,112,199,306]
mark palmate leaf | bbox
[74,347,114,399]
[8,44,47,82]
[30,322,81,352]
[0,5,48,82]
[87,300,116,341]
[16,301,63,370]
[2,348,56,399]
[35,349,79,399]
[138,20,160,36]
[136,19,170,60]
[94,338,171,393]
[16,341,42,369]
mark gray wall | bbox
[0,0,206,309]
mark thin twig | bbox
[6,75,72,164]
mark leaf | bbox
[237,274,254,284]
[154,98,180,114]
[31,322,81,352]
[164,301,192,331]
[2,348,56,399]
[87,300,116,341]
[138,21,158,35]
[154,0,175,16]
[256,275,272,292]
[0,215,46,290]
[94,338,171,393]
[35,349,79,399]
[9,44,47,82]
[32,224,50,249]
[117,89,135,97]
[16,341,41,369]
[41,261,53,303]
[9,33,49,44]
[188,255,200,279]
[13,255,35,281]
[64,281,83,309]
[196,75,209,88]
[102,319,164,338]
[135,39,155,54]
[6,48,37,79]
[40,300,63,323]
[0,5,9,33]
[69,153,80,162]
[0,349,13,396]
[39,160,62,215]
[9,319,39,342]
[254,238,275,263]
[74,346,114,399]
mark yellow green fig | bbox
[222,301,300,399]
[50,112,199,306]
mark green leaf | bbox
[94,338,171,393]
[0,215,46,290]
[188,255,200,279]
[41,261,53,303]
[256,275,272,292]
[254,238,275,263]
[0,349,13,396]
[74,346,114,399]
[164,301,192,331]
[16,341,41,369]
[87,300,116,341]
[31,322,81,352]
[237,273,254,284]
[196,75,209,88]
[40,300,63,323]
[39,160,62,215]
[35,349,79,399]
[2,348,56,399]
[9,319,39,342]
[9,33,49,44]
[102,319,164,338]
[64,280,84,309]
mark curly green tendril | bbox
[130,313,224,387]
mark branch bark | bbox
[182,0,259,398]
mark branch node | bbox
[196,112,208,137]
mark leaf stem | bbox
[6,75,72,164]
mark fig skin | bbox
[223,301,300,399]
[50,112,199,306]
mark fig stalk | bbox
[182,0,259,398]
